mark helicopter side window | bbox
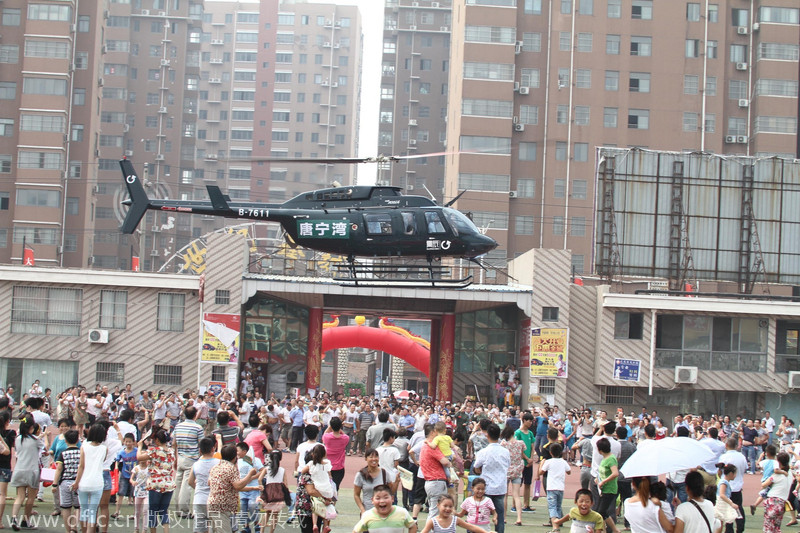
[364,213,393,235]
[401,212,416,235]
[425,212,446,234]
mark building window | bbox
[603,107,618,128]
[553,216,565,235]
[517,179,535,198]
[515,216,534,235]
[630,36,651,57]
[215,290,230,305]
[96,362,124,383]
[684,75,699,94]
[11,286,82,336]
[574,106,590,125]
[628,109,649,129]
[683,112,698,132]
[686,39,700,58]
[153,364,182,385]
[211,366,227,382]
[606,35,620,55]
[554,179,566,198]
[607,0,621,18]
[555,142,567,161]
[538,378,556,395]
[157,293,185,332]
[571,254,585,274]
[574,143,588,162]
[631,0,652,20]
[687,3,701,21]
[656,315,767,371]
[572,180,587,200]
[615,312,644,339]
[604,386,634,404]
[570,216,586,236]
[542,307,560,322]
[518,142,537,161]
[99,290,127,329]
[629,72,651,93]
[576,70,591,89]
[605,71,619,91]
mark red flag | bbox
[23,247,35,266]
[131,256,140,272]
[573,276,584,286]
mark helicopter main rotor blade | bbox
[223,150,476,165]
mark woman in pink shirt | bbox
[322,417,350,490]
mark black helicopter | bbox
[119,158,497,285]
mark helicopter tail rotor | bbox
[119,158,151,235]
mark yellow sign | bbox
[530,328,569,378]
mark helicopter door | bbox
[424,211,447,235]
[363,213,394,236]
[401,212,417,235]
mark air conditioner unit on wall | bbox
[674,366,698,384]
[514,123,525,132]
[88,329,109,344]
[735,62,748,71]
[518,87,530,95]
[738,99,749,108]
[725,135,736,144]
[789,371,800,389]
[737,26,748,35]
[509,190,518,198]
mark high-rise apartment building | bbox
[438,0,799,274]
[379,0,452,199]
[0,0,363,271]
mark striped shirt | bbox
[173,420,204,460]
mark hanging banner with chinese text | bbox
[530,327,569,378]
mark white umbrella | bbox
[620,437,716,478]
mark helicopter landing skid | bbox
[331,262,473,289]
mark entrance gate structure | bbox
[240,275,531,402]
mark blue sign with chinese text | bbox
[613,358,640,382]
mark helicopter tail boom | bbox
[119,159,151,234]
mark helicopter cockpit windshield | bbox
[443,208,479,236]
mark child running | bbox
[552,488,605,532]
[421,494,490,533]
[112,433,138,518]
[457,478,496,531]
[539,442,571,531]
[130,455,149,533]
[53,429,81,533]
[300,444,336,533]
[353,484,417,533]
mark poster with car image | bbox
[530,328,569,378]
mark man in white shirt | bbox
[763,410,776,445]
[698,427,726,487]
[473,424,510,533]
[718,437,748,533]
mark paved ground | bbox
[0,453,777,532]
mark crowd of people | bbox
[0,379,795,533]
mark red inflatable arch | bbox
[322,326,430,377]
